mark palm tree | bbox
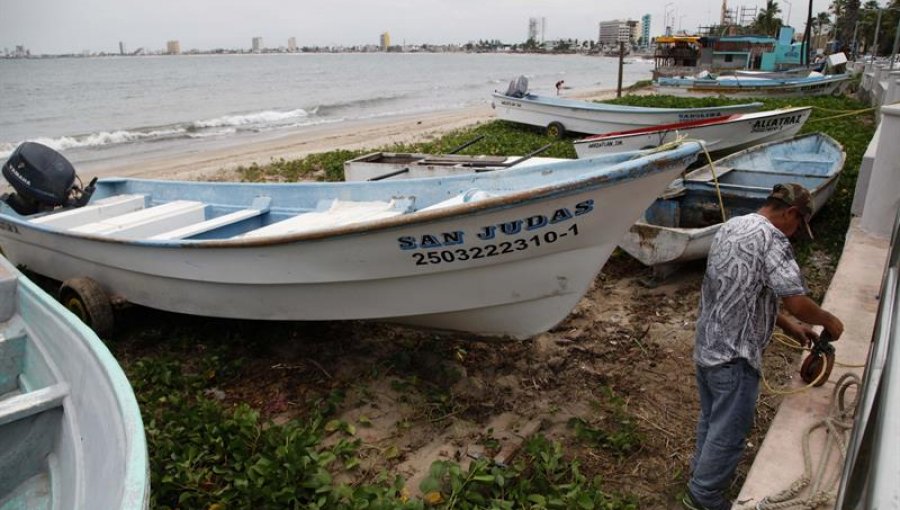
[752,0,784,36]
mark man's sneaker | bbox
[681,491,710,510]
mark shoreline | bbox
[72,86,635,182]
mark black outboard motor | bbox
[1,142,96,215]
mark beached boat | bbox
[344,151,566,181]
[618,134,845,277]
[0,141,701,338]
[491,77,762,137]
[0,255,149,509]
[573,106,811,158]
[655,73,850,98]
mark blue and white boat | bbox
[0,141,701,339]
[491,76,762,137]
[655,72,850,98]
[0,255,149,509]
[618,133,845,275]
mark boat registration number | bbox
[411,223,580,266]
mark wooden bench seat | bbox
[70,200,206,239]
[239,198,410,239]
[30,195,147,229]
[150,197,272,241]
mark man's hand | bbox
[780,319,818,347]
[781,295,845,342]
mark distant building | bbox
[528,18,539,42]
[640,15,651,48]
[252,37,263,53]
[288,37,297,52]
[598,20,635,45]
[380,32,390,50]
[119,41,126,55]
[166,40,181,55]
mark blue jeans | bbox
[689,359,759,510]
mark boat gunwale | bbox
[0,143,702,249]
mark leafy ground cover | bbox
[110,93,874,509]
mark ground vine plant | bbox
[127,94,872,508]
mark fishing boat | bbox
[618,134,845,278]
[491,76,762,137]
[344,151,565,181]
[0,141,701,339]
[655,72,850,98]
[573,107,812,158]
[0,255,149,509]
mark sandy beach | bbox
[73,87,630,183]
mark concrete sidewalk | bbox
[736,218,889,508]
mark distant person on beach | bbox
[683,184,844,510]
[555,80,564,95]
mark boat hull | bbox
[573,107,812,157]
[0,148,699,338]
[343,153,565,181]
[490,93,761,135]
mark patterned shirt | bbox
[694,213,807,373]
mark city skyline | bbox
[1,0,835,55]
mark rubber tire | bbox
[546,121,566,139]
[59,278,115,338]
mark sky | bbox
[1,0,836,54]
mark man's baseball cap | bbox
[769,183,814,239]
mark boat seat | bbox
[238,198,412,239]
[419,189,496,212]
[29,194,147,229]
[0,383,68,428]
[70,200,207,239]
[150,197,272,241]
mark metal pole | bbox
[853,20,860,60]
[891,17,900,69]
[617,41,625,98]
[873,8,883,59]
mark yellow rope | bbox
[762,331,866,395]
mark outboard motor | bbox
[1,142,96,215]
[504,75,529,98]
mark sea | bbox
[0,52,653,167]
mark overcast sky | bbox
[1,0,835,54]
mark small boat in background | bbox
[0,141,701,339]
[655,72,850,98]
[573,106,811,158]
[491,76,762,137]
[0,255,149,509]
[618,134,845,279]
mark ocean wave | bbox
[313,93,411,116]
[192,108,311,129]
[0,128,186,159]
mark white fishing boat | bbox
[655,73,850,98]
[573,107,812,158]
[618,134,844,278]
[491,76,762,137]
[0,141,701,339]
[344,151,565,181]
[0,255,149,509]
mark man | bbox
[684,183,844,510]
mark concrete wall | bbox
[858,104,900,237]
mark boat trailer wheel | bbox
[546,121,566,139]
[59,277,115,338]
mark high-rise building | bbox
[252,37,263,53]
[166,40,181,55]
[528,18,540,42]
[119,41,126,55]
[598,20,635,45]
[640,15,651,47]
[288,37,297,52]
[380,32,391,50]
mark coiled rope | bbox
[735,372,860,510]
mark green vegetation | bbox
[154,93,874,507]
